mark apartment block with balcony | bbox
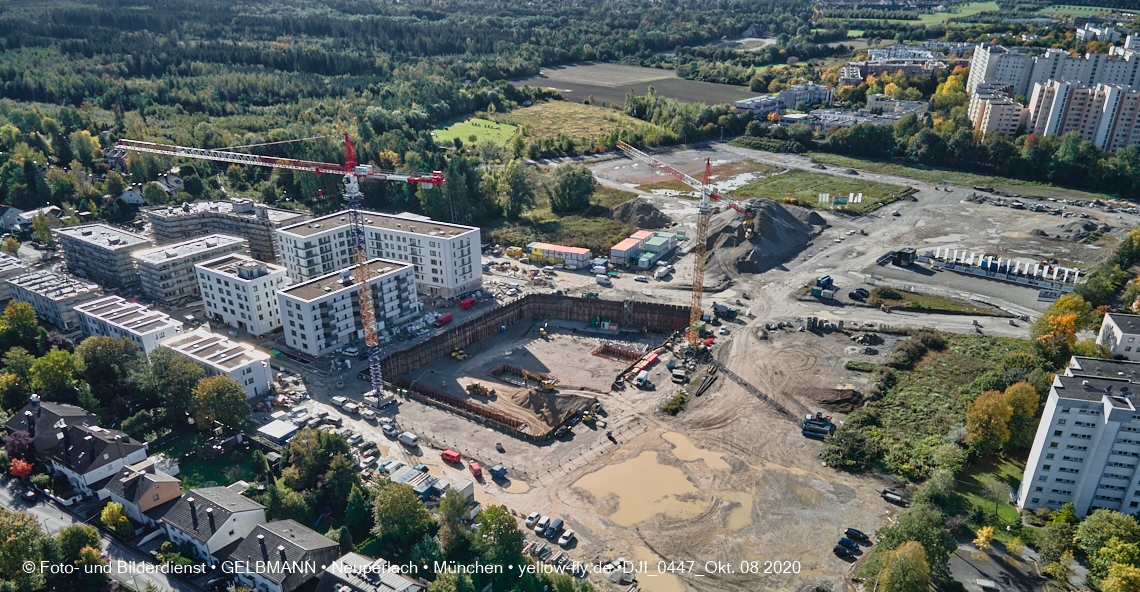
[195,254,287,336]
[1016,373,1140,516]
[54,224,153,288]
[146,199,309,264]
[276,211,479,298]
[75,296,183,355]
[132,234,249,306]
[7,271,104,332]
[275,259,419,357]
[159,327,273,399]
[1027,81,1140,150]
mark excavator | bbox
[539,323,550,339]
[451,348,468,360]
[466,382,495,397]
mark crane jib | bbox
[115,139,445,185]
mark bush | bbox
[845,360,878,372]
[660,391,691,415]
[821,429,877,471]
[886,337,928,370]
[869,286,903,303]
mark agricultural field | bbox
[808,153,1117,202]
[492,101,660,142]
[510,63,757,106]
[729,168,910,214]
[432,117,517,147]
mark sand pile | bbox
[801,387,864,413]
[508,388,593,430]
[612,199,671,229]
[1051,220,1113,243]
[704,199,825,275]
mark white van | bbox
[654,267,669,280]
[399,432,419,447]
[596,275,612,287]
[635,370,649,387]
[331,396,347,407]
[361,409,376,420]
[343,347,359,357]
[343,402,360,415]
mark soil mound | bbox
[1049,220,1113,243]
[611,200,670,229]
[507,388,593,430]
[802,388,864,413]
[704,199,824,275]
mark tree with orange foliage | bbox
[767,112,781,122]
[1032,312,1078,364]
[966,390,1012,454]
[9,457,32,478]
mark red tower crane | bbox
[116,134,444,403]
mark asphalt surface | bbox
[0,479,204,592]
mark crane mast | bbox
[116,133,443,404]
[614,142,751,348]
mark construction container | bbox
[526,242,591,267]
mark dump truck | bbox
[712,302,738,319]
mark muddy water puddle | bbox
[663,432,730,470]
[629,544,685,592]
[718,490,755,532]
[574,451,706,526]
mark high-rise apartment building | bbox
[146,199,309,264]
[969,44,1140,97]
[195,254,287,336]
[1027,81,1140,149]
[275,211,479,298]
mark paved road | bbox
[0,480,204,592]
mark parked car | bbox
[292,412,309,425]
[635,276,649,283]
[357,441,378,453]
[833,545,851,557]
[534,516,550,535]
[361,409,376,420]
[331,396,347,407]
[558,529,574,547]
[544,518,564,539]
[288,407,308,418]
[382,425,399,438]
[469,461,482,477]
[525,512,541,528]
[854,288,870,297]
[347,433,364,446]
[845,528,869,541]
[838,538,859,550]
[20,489,36,503]
[848,291,865,301]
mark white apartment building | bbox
[54,224,153,288]
[1017,371,1140,516]
[969,84,1028,136]
[970,44,1140,97]
[75,296,184,355]
[276,259,420,357]
[1097,312,1140,361]
[159,327,273,399]
[195,254,287,336]
[276,210,480,298]
[1027,81,1140,150]
[1077,24,1121,43]
[132,234,249,306]
[0,253,26,301]
[7,271,104,332]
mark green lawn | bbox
[881,1,999,24]
[958,454,1026,526]
[493,101,664,142]
[808,153,1117,202]
[729,168,911,214]
[153,431,256,490]
[847,30,865,38]
[432,117,518,147]
[1035,4,1120,16]
[868,287,1013,317]
[484,183,639,253]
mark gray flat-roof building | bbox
[132,234,249,306]
[0,253,26,301]
[75,296,184,355]
[54,224,153,287]
[7,271,104,332]
[147,199,309,264]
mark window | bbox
[1032,498,1040,503]
[1054,430,1064,436]
[1043,465,1051,471]
[1058,419,1067,425]
[153,494,160,501]
[1046,453,1055,459]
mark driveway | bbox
[0,478,204,592]
[948,539,1045,592]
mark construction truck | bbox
[466,382,495,397]
[539,323,550,339]
[712,303,738,319]
[451,348,468,360]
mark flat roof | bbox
[278,209,477,239]
[258,420,299,441]
[611,238,641,252]
[0,253,25,273]
[132,234,246,263]
[75,296,182,335]
[1067,356,1140,383]
[527,242,590,255]
[281,258,411,302]
[197,253,286,280]
[147,200,306,224]
[630,230,653,239]
[8,271,101,300]
[1054,374,1136,402]
[54,224,151,249]
[645,236,670,246]
[160,327,269,371]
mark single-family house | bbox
[4,395,98,453]
[156,487,266,566]
[100,456,183,526]
[46,423,148,497]
[232,521,340,592]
